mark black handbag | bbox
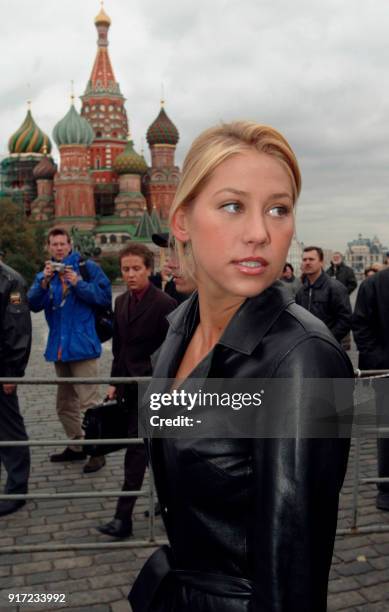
[82,399,130,456]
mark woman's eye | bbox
[221,202,241,214]
[268,205,291,218]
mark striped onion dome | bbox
[113,139,148,175]
[8,109,52,154]
[53,104,94,146]
[146,105,179,146]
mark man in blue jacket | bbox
[28,228,112,473]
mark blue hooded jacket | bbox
[28,251,112,362]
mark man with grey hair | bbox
[326,252,357,295]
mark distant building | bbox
[0,3,180,253]
[345,234,387,276]
[287,235,303,275]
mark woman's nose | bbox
[243,211,270,245]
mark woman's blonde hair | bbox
[169,120,301,276]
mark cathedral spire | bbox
[84,3,121,96]
[95,1,111,46]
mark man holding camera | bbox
[28,228,112,473]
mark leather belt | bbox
[129,545,252,612]
[174,569,252,598]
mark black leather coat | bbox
[0,262,31,377]
[131,282,353,612]
[296,271,352,342]
[326,262,357,295]
[352,268,389,370]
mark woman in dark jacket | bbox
[130,122,353,611]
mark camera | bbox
[51,262,66,273]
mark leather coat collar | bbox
[166,281,294,356]
[303,269,326,290]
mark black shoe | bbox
[50,447,87,462]
[83,455,106,474]
[144,502,161,518]
[0,500,26,517]
[96,518,133,538]
[376,492,389,511]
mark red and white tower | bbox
[80,2,128,215]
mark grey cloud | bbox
[2,0,389,249]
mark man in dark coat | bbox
[296,246,352,343]
[97,243,177,537]
[352,267,389,510]
[326,252,357,295]
[0,261,32,517]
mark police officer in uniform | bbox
[0,260,32,517]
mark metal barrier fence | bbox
[1,370,389,553]
[0,376,169,554]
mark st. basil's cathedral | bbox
[0,4,180,252]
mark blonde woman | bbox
[130,122,353,612]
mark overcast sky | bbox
[2,0,389,250]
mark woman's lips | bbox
[232,257,269,276]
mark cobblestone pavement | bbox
[0,291,389,611]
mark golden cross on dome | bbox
[160,82,165,107]
[27,82,31,109]
[70,80,75,104]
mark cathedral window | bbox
[101,235,107,244]
[110,234,117,244]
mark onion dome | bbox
[33,150,57,180]
[113,138,148,175]
[95,3,111,25]
[8,109,52,154]
[53,104,94,147]
[146,104,179,146]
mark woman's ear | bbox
[171,207,190,243]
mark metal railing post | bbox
[351,429,361,531]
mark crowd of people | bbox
[0,227,193,526]
[0,119,388,611]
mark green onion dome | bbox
[33,153,57,180]
[113,139,148,175]
[8,109,52,155]
[146,105,179,146]
[53,104,94,146]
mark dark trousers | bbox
[375,382,389,494]
[0,388,30,494]
[115,385,147,521]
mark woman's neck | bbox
[196,288,245,350]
